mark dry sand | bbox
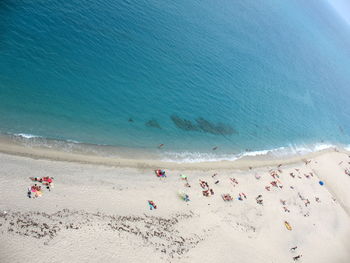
[0,147,350,263]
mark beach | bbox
[0,145,350,263]
[1,0,350,262]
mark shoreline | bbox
[0,134,346,170]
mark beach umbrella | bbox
[319,181,324,186]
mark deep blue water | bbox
[1,0,350,161]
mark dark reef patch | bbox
[170,115,236,135]
[170,115,199,132]
[196,117,236,135]
[145,119,161,129]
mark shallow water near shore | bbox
[0,133,342,165]
[1,0,350,162]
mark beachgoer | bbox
[222,194,232,201]
[283,207,290,212]
[158,144,164,149]
[271,181,277,187]
[290,246,298,251]
[148,201,157,210]
[212,146,218,151]
[293,255,302,261]
[230,178,238,186]
[199,180,206,189]
[180,174,187,180]
[27,188,31,198]
[215,180,219,184]
[155,169,166,178]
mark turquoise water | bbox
[1,0,350,161]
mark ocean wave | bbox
[161,143,338,163]
[12,133,83,144]
[13,133,42,139]
[2,132,341,163]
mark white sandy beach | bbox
[0,146,350,263]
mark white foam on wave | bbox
[343,145,350,151]
[12,133,83,144]
[5,132,342,163]
[66,139,81,144]
[160,151,240,163]
[161,143,338,163]
[313,143,335,151]
[14,133,41,139]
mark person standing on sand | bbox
[293,255,302,261]
[27,187,31,198]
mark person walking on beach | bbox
[27,187,31,198]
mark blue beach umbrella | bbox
[319,181,324,186]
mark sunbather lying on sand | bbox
[148,200,157,210]
[221,194,233,201]
[293,255,302,261]
[199,180,209,189]
[155,169,166,178]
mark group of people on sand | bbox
[27,177,54,199]
[180,174,191,188]
[148,200,157,210]
[199,180,214,197]
[27,184,42,198]
[155,169,167,178]
[151,163,319,262]
[237,192,247,201]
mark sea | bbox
[1,0,350,162]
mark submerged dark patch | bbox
[170,115,199,131]
[145,119,161,129]
[170,115,236,135]
[196,117,236,135]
